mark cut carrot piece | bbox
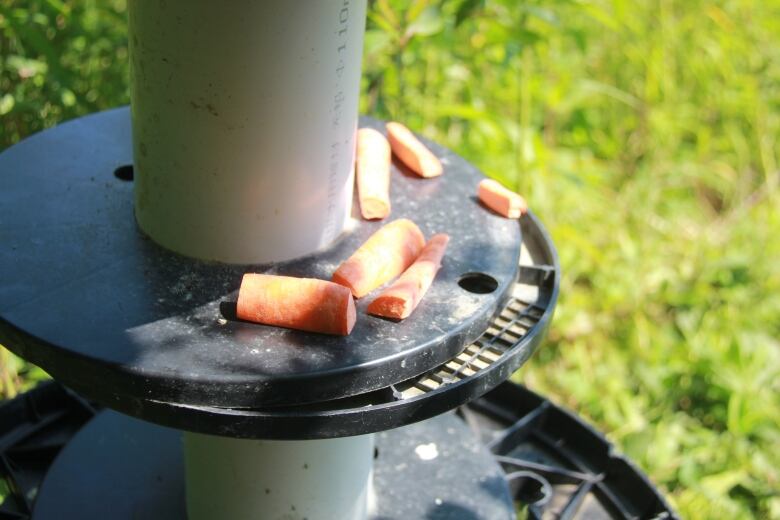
[356,128,392,220]
[367,234,449,320]
[237,274,356,336]
[477,179,528,218]
[332,218,425,298]
[386,122,443,178]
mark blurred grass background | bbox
[1,0,779,518]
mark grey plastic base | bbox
[32,411,514,520]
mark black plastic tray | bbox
[0,109,520,410]
[0,381,677,520]
[128,211,558,439]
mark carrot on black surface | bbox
[356,128,391,220]
[332,218,425,298]
[386,122,443,178]
[367,233,449,320]
[237,274,356,336]
[477,179,528,219]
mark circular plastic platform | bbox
[0,108,520,411]
[0,382,677,519]
[121,212,559,439]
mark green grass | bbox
[2,1,779,517]
[0,477,9,507]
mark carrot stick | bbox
[477,178,528,218]
[236,274,356,336]
[367,234,449,320]
[386,122,443,178]
[332,218,426,298]
[356,128,391,220]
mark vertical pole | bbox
[128,0,367,263]
[128,0,372,517]
[184,433,375,520]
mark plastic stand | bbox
[0,109,565,519]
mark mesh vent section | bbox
[394,297,545,399]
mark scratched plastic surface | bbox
[0,109,521,409]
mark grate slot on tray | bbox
[394,296,542,400]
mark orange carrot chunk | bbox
[356,128,392,220]
[386,122,443,178]
[367,233,449,320]
[477,179,528,218]
[332,218,425,298]
[237,274,356,336]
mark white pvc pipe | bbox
[128,0,367,263]
[129,4,373,517]
[184,433,375,520]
